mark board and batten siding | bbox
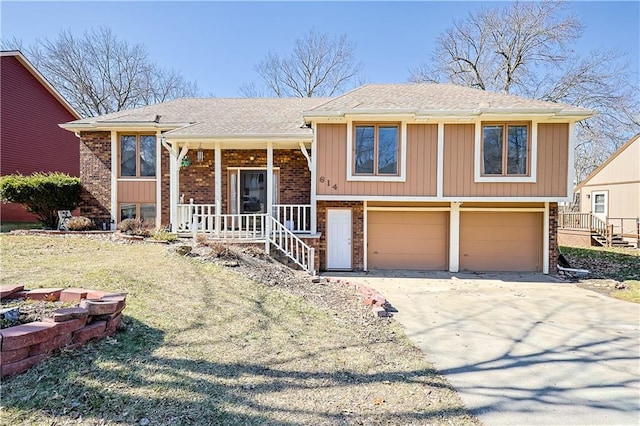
[117,181,156,203]
[316,123,438,197]
[443,123,569,197]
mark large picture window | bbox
[482,123,530,176]
[354,124,399,176]
[120,134,156,177]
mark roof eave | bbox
[59,121,191,132]
[164,133,313,141]
[304,107,595,121]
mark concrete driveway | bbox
[325,271,640,426]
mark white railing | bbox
[191,213,267,240]
[177,203,215,232]
[268,216,315,275]
[272,204,311,233]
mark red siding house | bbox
[1,50,80,222]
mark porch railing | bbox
[272,204,311,233]
[177,203,215,232]
[189,212,315,275]
[191,212,267,240]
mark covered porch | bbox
[162,138,317,238]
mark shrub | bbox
[117,218,152,237]
[65,216,95,231]
[151,229,178,242]
[0,173,81,229]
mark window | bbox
[354,124,399,175]
[120,134,156,177]
[482,123,529,176]
[592,192,606,214]
[120,203,156,223]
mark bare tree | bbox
[410,0,639,182]
[241,29,362,98]
[19,27,198,118]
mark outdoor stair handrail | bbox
[267,216,315,276]
[190,211,316,275]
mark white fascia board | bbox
[165,134,313,141]
[316,195,570,202]
[59,122,188,132]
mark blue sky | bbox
[2,1,639,97]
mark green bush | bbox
[117,218,152,237]
[65,216,95,231]
[0,173,81,229]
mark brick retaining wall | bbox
[0,285,126,378]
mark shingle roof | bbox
[63,83,593,137]
[305,83,594,117]
[65,98,329,137]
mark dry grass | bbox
[562,245,640,303]
[0,234,478,425]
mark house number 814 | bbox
[319,176,338,190]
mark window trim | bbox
[118,133,157,178]
[347,121,407,182]
[474,120,537,183]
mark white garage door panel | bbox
[368,211,448,270]
[460,212,542,272]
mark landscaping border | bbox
[0,285,126,378]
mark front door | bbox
[228,169,279,214]
[592,191,608,222]
[327,209,352,270]
[240,170,267,214]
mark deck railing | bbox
[558,212,639,247]
[272,204,311,233]
[558,212,607,234]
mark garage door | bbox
[460,212,542,272]
[368,211,448,270]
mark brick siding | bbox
[177,149,311,214]
[79,132,111,227]
[549,202,559,274]
[316,201,364,271]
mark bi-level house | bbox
[61,84,592,275]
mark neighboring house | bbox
[559,134,640,248]
[0,50,81,222]
[61,83,592,274]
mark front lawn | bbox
[561,245,640,303]
[0,235,478,425]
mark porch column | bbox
[168,144,179,232]
[266,142,273,252]
[215,142,222,236]
[155,130,162,229]
[449,202,461,273]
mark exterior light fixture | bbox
[249,155,255,162]
[197,144,204,162]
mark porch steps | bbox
[591,232,633,248]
